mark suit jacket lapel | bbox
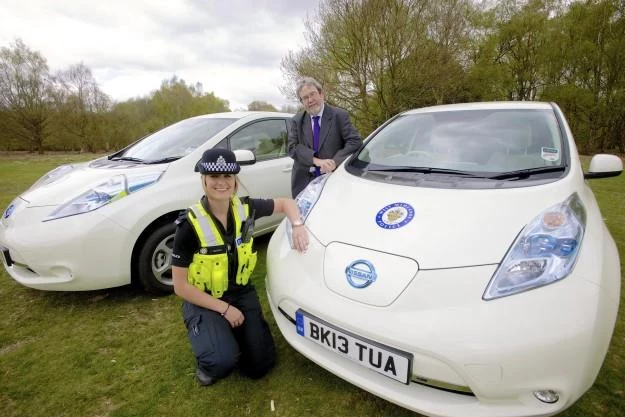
[302,112,313,147]
[319,105,334,149]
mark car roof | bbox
[403,101,554,115]
[189,111,295,120]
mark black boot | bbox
[195,367,216,386]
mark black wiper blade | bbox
[488,166,566,180]
[366,166,488,178]
[146,156,182,164]
[109,156,146,163]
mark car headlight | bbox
[286,174,331,247]
[483,193,586,300]
[44,171,164,221]
[29,164,75,191]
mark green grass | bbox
[0,152,623,417]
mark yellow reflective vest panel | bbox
[186,196,257,298]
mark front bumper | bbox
[266,223,619,417]
[0,204,133,291]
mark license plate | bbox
[296,309,412,384]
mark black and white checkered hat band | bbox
[200,155,239,173]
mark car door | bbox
[219,118,294,233]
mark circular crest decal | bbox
[375,202,414,229]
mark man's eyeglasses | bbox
[299,90,319,102]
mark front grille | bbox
[412,375,474,396]
[1,247,13,266]
[279,307,296,324]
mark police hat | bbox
[195,148,241,174]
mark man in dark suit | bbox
[287,77,363,197]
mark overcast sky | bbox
[0,0,319,110]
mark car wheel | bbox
[137,222,176,294]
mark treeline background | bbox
[2,0,624,155]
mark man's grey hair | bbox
[296,77,323,99]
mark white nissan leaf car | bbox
[0,112,294,294]
[266,102,622,417]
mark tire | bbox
[137,222,176,295]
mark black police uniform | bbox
[172,147,277,383]
[172,195,276,381]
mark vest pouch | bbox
[188,255,212,292]
[237,246,257,285]
[210,255,229,298]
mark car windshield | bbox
[350,109,565,181]
[118,117,236,161]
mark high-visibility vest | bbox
[186,196,257,298]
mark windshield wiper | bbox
[109,156,146,163]
[487,166,566,180]
[146,156,182,164]
[365,166,489,178]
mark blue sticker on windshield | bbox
[376,202,414,229]
[541,147,560,162]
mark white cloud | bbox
[0,0,317,110]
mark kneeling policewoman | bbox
[172,148,309,386]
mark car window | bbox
[122,118,236,160]
[229,119,288,161]
[214,138,228,149]
[356,109,563,173]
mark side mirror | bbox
[584,154,623,179]
[234,149,256,166]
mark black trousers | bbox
[182,286,276,380]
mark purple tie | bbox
[312,115,321,177]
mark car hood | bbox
[20,159,166,207]
[306,170,579,271]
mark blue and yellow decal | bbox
[3,203,15,219]
[375,202,414,229]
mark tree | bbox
[104,98,155,150]
[149,76,230,129]
[248,100,278,111]
[468,0,563,101]
[97,77,231,151]
[280,104,301,113]
[0,39,57,153]
[56,63,112,152]
[542,0,625,153]
[281,0,477,135]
